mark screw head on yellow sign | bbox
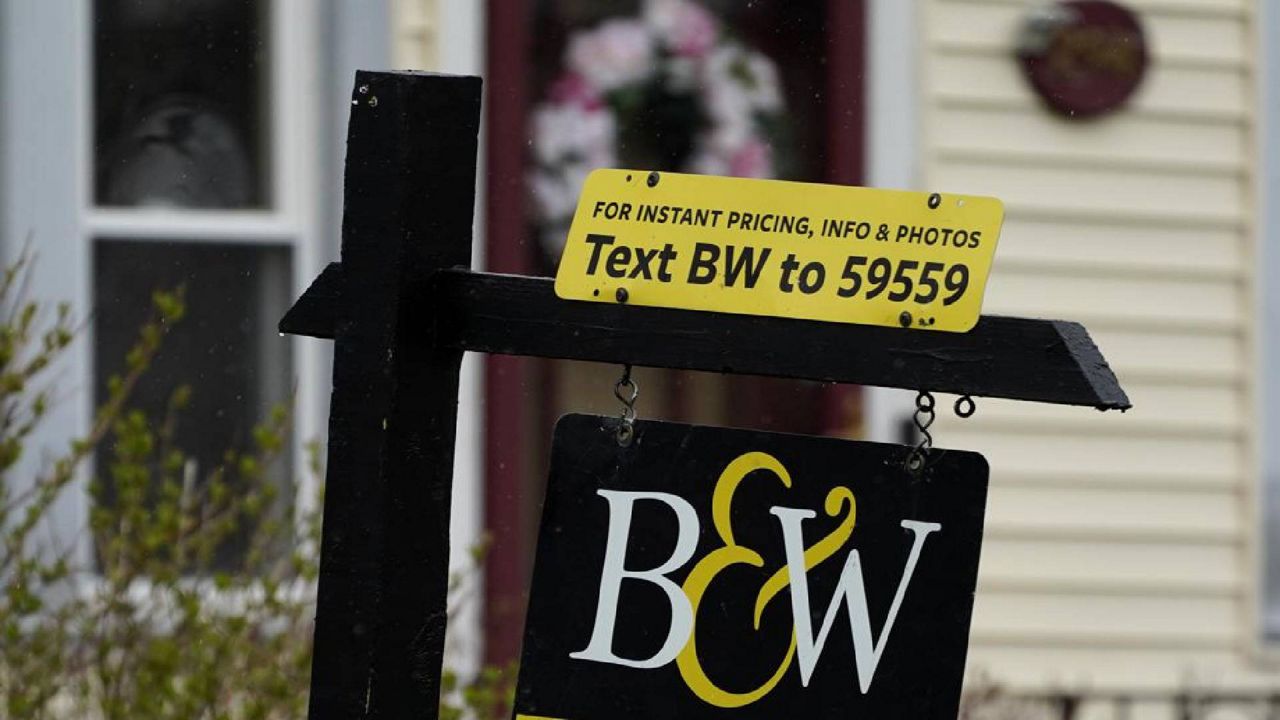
[553,169,1004,332]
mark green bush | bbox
[0,254,513,719]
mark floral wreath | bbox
[530,0,788,259]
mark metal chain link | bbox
[614,364,639,446]
[905,391,936,474]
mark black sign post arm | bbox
[286,269,1129,411]
[304,71,481,719]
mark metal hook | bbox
[614,364,639,446]
[905,391,936,475]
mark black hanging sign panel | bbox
[514,414,990,720]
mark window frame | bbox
[864,0,922,445]
[428,0,489,681]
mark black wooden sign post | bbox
[281,72,1129,719]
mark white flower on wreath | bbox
[567,19,655,92]
[704,45,783,115]
[645,0,719,58]
[742,51,784,111]
[531,106,616,223]
[702,46,783,163]
[532,104,616,167]
[531,160,598,225]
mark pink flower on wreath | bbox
[730,138,773,179]
[548,72,604,111]
[567,19,654,91]
[646,0,719,58]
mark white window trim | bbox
[865,0,921,443]
[88,210,302,244]
[3,0,95,572]
[434,0,487,683]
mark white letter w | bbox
[769,509,941,693]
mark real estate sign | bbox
[513,414,990,719]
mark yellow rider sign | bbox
[554,169,1004,332]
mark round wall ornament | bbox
[1016,0,1149,119]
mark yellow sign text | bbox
[554,170,1004,332]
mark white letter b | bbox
[570,490,700,669]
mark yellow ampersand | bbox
[675,451,857,708]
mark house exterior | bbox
[2,0,1277,712]
[404,0,1280,704]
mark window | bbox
[86,0,321,571]
[92,240,293,568]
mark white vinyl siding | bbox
[920,0,1264,689]
[392,0,440,70]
